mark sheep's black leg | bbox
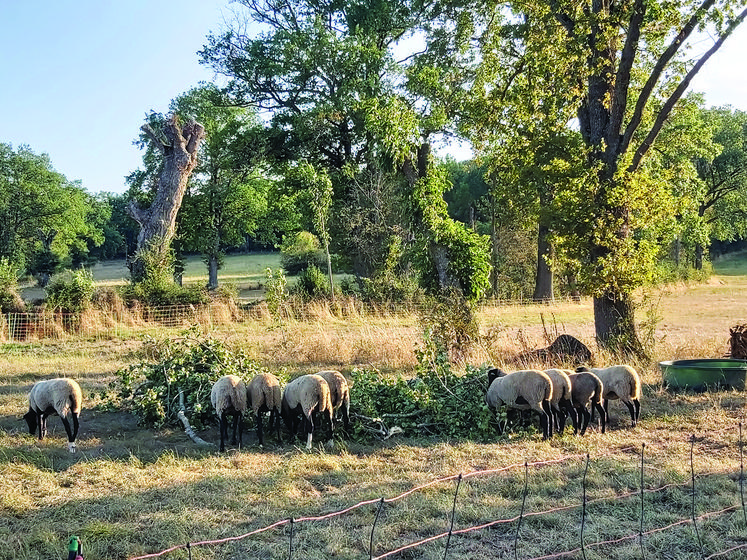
[256,412,265,446]
[72,412,79,441]
[60,415,74,442]
[304,413,314,449]
[218,412,228,452]
[633,399,641,422]
[272,409,282,443]
[624,400,636,427]
[540,400,553,439]
[594,402,607,433]
[578,406,590,435]
[39,412,47,439]
[341,402,350,435]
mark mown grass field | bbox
[2,254,747,559]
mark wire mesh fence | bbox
[127,431,747,560]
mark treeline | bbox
[2,0,747,355]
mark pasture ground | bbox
[2,253,747,559]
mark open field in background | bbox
[1,253,747,558]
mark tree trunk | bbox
[126,115,205,282]
[533,223,553,301]
[694,243,704,270]
[593,290,646,358]
[207,255,219,290]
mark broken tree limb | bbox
[178,388,214,447]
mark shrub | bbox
[280,231,326,274]
[114,328,271,429]
[293,264,330,299]
[0,258,24,313]
[45,269,95,313]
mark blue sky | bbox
[2,2,746,196]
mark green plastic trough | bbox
[658,358,747,391]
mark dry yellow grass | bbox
[1,254,747,559]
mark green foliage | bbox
[280,231,326,274]
[45,269,95,313]
[114,329,271,429]
[418,292,480,364]
[0,257,24,313]
[0,143,104,272]
[122,242,209,306]
[292,264,330,299]
[350,343,495,441]
[264,267,287,321]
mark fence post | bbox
[690,434,705,559]
[443,473,463,560]
[370,498,384,560]
[288,517,294,560]
[740,423,746,526]
[186,542,191,560]
[514,462,528,560]
[640,442,645,560]
[581,453,589,560]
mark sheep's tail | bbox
[591,376,603,405]
[263,383,282,412]
[629,368,641,400]
[232,384,248,412]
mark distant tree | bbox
[0,143,103,280]
[693,106,747,268]
[170,84,269,290]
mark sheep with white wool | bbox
[281,373,334,449]
[485,368,554,440]
[211,374,248,452]
[23,378,82,453]
[543,369,576,434]
[315,370,351,434]
[567,370,606,435]
[247,372,282,446]
[576,364,641,427]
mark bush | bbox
[292,264,330,299]
[120,281,209,307]
[114,329,271,429]
[0,258,24,313]
[45,269,95,313]
[280,231,326,274]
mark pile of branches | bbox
[730,324,747,359]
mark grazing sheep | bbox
[485,368,554,440]
[23,378,83,453]
[543,369,576,434]
[567,371,606,435]
[576,365,641,427]
[211,374,248,452]
[281,374,334,449]
[247,372,282,446]
[315,370,351,434]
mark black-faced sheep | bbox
[281,373,334,450]
[485,368,553,440]
[543,369,576,434]
[247,372,282,446]
[23,378,82,453]
[315,370,351,434]
[211,374,248,452]
[567,370,606,435]
[576,365,641,427]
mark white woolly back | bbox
[248,373,282,413]
[283,374,331,417]
[316,370,348,410]
[29,378,82,416]
[211,375,248,414]
[590,365,641,399]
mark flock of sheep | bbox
[22,363,640,453]
[486,365,642,439]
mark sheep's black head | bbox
[487,367,507,387]
[23,409,37,434]
[575,366,591,373]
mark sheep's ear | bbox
[575,366,589,372]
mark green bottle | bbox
[68,536,81,560]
